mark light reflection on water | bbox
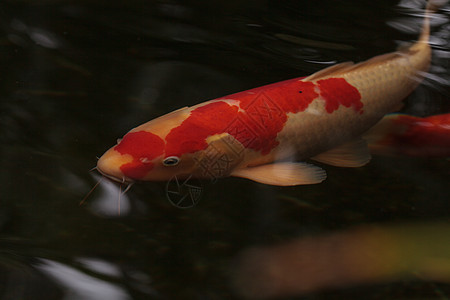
[37,259,131,300]
[86,174,132,217]
[0,0,449,299]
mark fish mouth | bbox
[96,167,135,185]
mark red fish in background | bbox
[96,0,435,186]
[365,113,450,157]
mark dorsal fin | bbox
[155,106,189,120]
[168,106,189,115]
[303,62,355,81]
[344,52,404,73]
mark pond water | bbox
[0,0,449,299]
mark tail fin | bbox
[417,0,432,44]
[414,0,447,47]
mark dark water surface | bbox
[1,0,449,299]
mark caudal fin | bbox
[415,0,447,47]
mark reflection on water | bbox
[37,258,131,300]
[86,174,131,217]
[0,0,449,299]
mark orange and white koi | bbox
[97,1,435,186]
[365,113,450,157]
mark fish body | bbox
[365,113,450,157]
[97,1,433,186]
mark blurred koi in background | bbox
[232,222,450,299]
[365,113,450,157]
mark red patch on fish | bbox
[164,77,362,157]
[114,131,165,179]
[165,79,319,156]
[120,161,154,179]
[318,78,363,113]
[165,101,239,156]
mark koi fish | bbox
[365,113,450,157]
[97,1,434,186]
[233,222,450,298]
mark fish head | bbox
[96,132,199,184]
[96,107,198,183]
[96,105,243,183]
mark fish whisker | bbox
[122,182,134,195]
[80,177,103,206]
[118,182,134,216]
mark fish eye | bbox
[163,156,180,166]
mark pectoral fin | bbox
[311,138,371,167]
[231,162,326,186]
